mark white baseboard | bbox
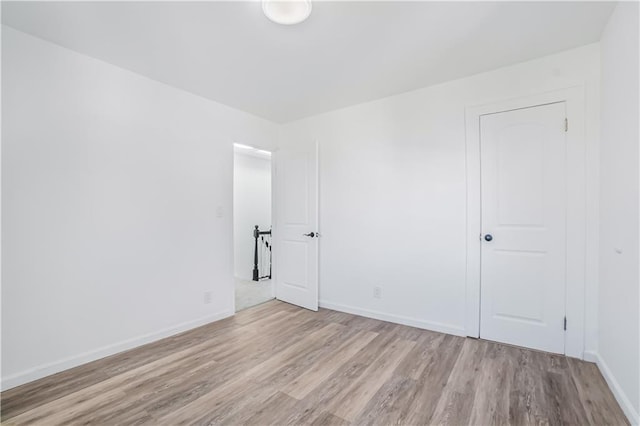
[0,309,234,391]
[583,350,639,425]
[583,349,599,363]
[319,300,466,337]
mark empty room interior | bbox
[1,1,639,425]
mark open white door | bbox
[273,141,318,311]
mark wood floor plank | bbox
[280,329,378,399]
[243,390,352,426]
[390,334,466,426]
[243,390,302,425]
[306,410,351,426]
[428,338,490,425]
[568,357,631,426]
[128,317,334,423]
[296,332,399,415]
[158,322,345,425]
[0,300,630,426]
[352,375,417,426]
[4,341,223,425]
[542,353,591,426]
[508,347,559,425]
[113,319,314,422]
[394,331,449,380]
[270,399,352,426]
[468,342,516,426]
[324,337,416,421]
[4,387,127,425]
[88,359,221,424]
[174,382,279,426]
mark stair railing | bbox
[253,225,272,281]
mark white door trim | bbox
[465,86,586,359]
[271,150,278,300]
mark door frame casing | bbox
[465,86,586,359]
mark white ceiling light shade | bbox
[262,0,312,25]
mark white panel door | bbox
[274,142,318,311]
[480,102,567,354]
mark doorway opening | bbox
[233,143,274,311]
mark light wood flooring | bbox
[0,300,629,425]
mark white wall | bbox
[1,26,278,389]
[233,152,271,281]
[598,3,640,423]
[280,44,601,344]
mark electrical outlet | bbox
[203,291,212,304]
[373,286,382,299]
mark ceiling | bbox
[2,1,615,123]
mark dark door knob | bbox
[484,234,493,242]
[303,232,315,237]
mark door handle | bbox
[303,232,315,238]
[484,234,493,242]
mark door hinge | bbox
[565,118,568,132]
[564,316,567,330]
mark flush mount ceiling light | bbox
[262,0,312,25]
